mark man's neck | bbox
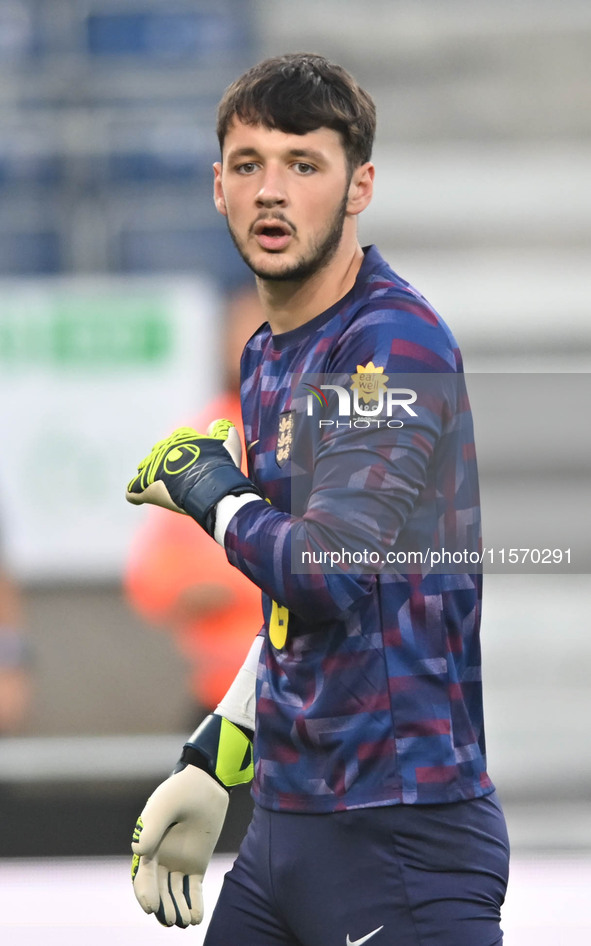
[257,242,365,335]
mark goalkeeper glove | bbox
[131,763,228,928]
[125,419,260,538]
[131,636,261,928]
[131,715,254,928]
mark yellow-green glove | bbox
[126,420,259,536]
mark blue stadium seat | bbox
[0,230,62,274]
[0,0,43,62]
[0,133,63,188]
[117,225,250,287]
[86,10,247,60]
[106,130,213,184]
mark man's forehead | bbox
[222,119,345,158]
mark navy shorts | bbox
[204,792,509,946]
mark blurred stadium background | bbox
[0,1,589,941]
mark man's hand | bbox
[126,419,258,535]
[131,765,229,928]
[131,638,260,927]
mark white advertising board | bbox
[0,276,221,581]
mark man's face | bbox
[213,120,354,283]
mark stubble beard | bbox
[226,191,349,284]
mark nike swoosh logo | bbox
[346,927,384,946]
[247,440,260,451]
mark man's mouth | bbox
[252,219,293,252]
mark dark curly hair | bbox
[216,53,376,171]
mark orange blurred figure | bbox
[0,565,31,734]
[124,286,265,717]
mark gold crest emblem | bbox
[276,410,295,466]
[350,362,389,405]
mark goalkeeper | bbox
[127,54,509,946]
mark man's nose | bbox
[255,166,287,207]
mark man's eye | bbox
[237,163,258,174]
[294,163,315,174]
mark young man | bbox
[126,54,510,946]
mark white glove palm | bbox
[131,765,229,927]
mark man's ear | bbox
[346,162,375,216]
[213,162,227,216]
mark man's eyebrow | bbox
[286,148,327,163]
[226,147,262,159]
[226,146,328,163]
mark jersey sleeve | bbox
[223,302,466,624]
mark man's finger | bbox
[131,855,160,915]
[187,873,205,925]
[156,863,177,927]
[169,871,192,928]
[131,803,174,860]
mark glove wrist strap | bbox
[182,466,258,536]
[174,714,254,790]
